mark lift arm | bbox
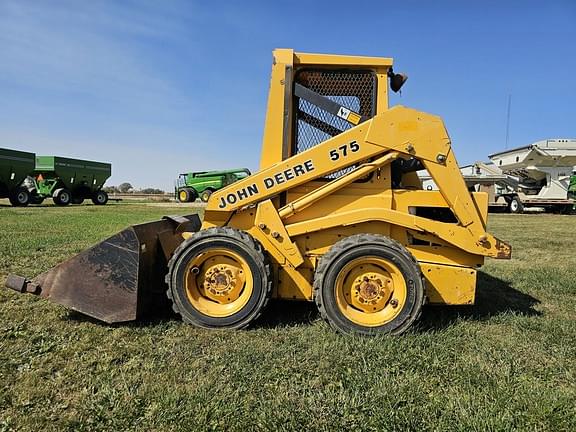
[204,105,511,259]
[206,106,442,212]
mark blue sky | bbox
[0,0,574,190]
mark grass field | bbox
[0,202,575,431]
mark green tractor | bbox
[175,168,251,203]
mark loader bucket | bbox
[5,215,200,323]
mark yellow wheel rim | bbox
[184,248,252,317]
[335,256,407,327]
[179,190,187,201]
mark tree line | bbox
[103,182,165,194]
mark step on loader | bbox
[5,49,511,335]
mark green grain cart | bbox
[175,168,251,203]
[0,148,37,206]
[33,156,112,206]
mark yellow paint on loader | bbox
[194,49,510,334]
[6,49,511,335]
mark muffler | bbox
[5,215,200,323]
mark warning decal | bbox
[337,106,351,121]
[336,106,361,125]
[347,112,361,125]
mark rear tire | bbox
[166,227,272,329]
[200,189,213,203]
[508,197,524,214]
[91,190,108,205]
[314,234,425,336]
[9,187,30,207]
[53,188,71,206]
[72,196,85,205]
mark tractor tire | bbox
[178,188,197,203]
[91,190,108,205]
[72,196,85,205]
[508,197,524,214]
[9,187,30,207]
[52,188,71,206]
[313,234,425,336]
[166,227,272,329]
[200,189,213,203]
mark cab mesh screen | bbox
[294,70,375,178]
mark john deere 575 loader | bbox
[6,49,511,335]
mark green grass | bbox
[1,205,575,431]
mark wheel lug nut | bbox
[390,299,398,308]
[190,267,200,274]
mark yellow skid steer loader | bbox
[6,49,511,335]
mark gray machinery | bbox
[421,139,576,213]
[487,139,576,213]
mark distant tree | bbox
[140,188,165,194]
[118,182,133,193]
[103,185,119,194]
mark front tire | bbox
[166,227,272,329]
[178,188,197,203]
[9,187,30,207]
[314,234,425,336]
[508,197,524,214]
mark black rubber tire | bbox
[31,196,44,205]
[166,227,272,329]
[178,188,189,203]
[178,188,197,203]
[91,190,108,205]
[9,187,30,207]
[313,234,425,336]
[508,197,524,214]
[200,189,213,203]
[71,196,85,205]
[52,188,71,206]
